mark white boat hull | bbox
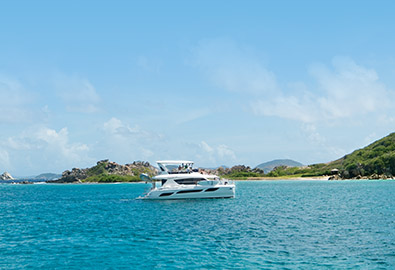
[140,184,235,200]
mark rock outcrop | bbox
[0,172,14,180]
[57,168,87,183]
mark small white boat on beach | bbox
[138,160,235,200]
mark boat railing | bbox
[221,178,233,185]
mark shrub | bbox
[83,174,140,183]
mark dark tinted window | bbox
[204,188,219,192]
[176,189,203,194]
[174,178,206,185]
[159,192,174,197]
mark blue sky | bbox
[1,1,394,176]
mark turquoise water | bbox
[0,181,394,269]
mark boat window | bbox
[176,189,203,194]
[204,188,219,192]
[161,180,167,185]
[159,192,174,197]
[174,178,206,185]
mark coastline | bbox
[9,176,395,184]
[46,176,331,184]
[231,176,330,181]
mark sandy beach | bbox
[236,176,330,181]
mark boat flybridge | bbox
[138,160,235,200]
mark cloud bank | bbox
[0,75,34,123]
[3,126,92,174]
[193,39,394,124]
[55,74,101,113]
[254,57,392,123]
[193,38,279,96]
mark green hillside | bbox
[339,132,395,178]
[269,132,395,179]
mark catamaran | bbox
[138,160,235,200]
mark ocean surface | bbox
[0,180,394,269]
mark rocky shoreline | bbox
[48,160,158,183]
[328,173,394,180]
[2,159,394,184]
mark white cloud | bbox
[377,114,395,125]
[55,74,100,113]
[0,75,33,123]
[250,57,394,123]
[7,136,37,150]
[0,148,11,169]
[301,123,346,160]
[312,57,391,119]
[198,141,236,165]
[103,117,141,137]
[252,94,317,123]
[199,141,213,153]
[193,38,279,95]
[3,126,91,174]
[217,144,236,160]
[302,124,326,145]
[193,39,393,123]
[34,127,89,160]
[103,117,123,132]
[99,117,163,164]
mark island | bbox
[214,132,394,180]
[45,132,395,183]
[48,160,158,183]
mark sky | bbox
[1,0,394,176]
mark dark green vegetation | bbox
[255,159,303,173]
[215,165,265,180]
[266,166,311,177]
[52,160,158,183]
[82,161,156,183]
[268,132,395,179]
[338,132,395,178]
[83,174,140,183]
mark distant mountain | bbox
[34,173,61,180]
[255,159,303,173]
